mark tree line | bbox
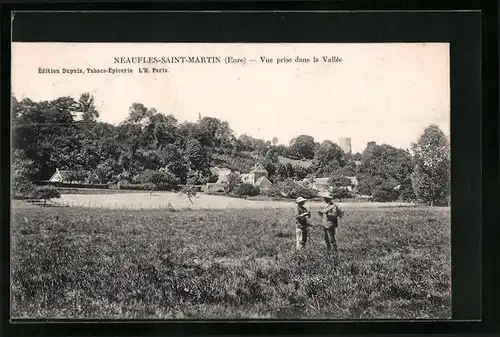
[11,93,450,205]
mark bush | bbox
[132,169,156,184]
[151,169,179,189]
[12,180,35,199]
[31,186,61,205]
[277,179,318,199]
[373,185,399,202]
[86,172,102,184]
[234,183,260,197]
[224,172,242,194]
[35,182,110,189]
[118,183,157,191]
[330,188,352,201]
[118,179,131,186]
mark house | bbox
[240,163,273,190]
[49,168,84,183]
[255,176,272,191]
[240,163,270,184]
[204,163,273,193]
[211,167,236,184]
[301,177,331,192]
[302,176,359,193]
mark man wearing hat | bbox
[294,196,311,250]
[318,192,342,254]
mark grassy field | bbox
[51,191,416,210]
[11,202,451,320]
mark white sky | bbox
[12,42,450,153]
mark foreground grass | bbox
[11,205,451,319]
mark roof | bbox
[255,176,272,186]
[56,169,80,180]
[250,163,268,174]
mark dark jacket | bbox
[320,203,339,229]
[295,205,311,229]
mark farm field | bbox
[11,203,451,319]
[50,191,416,210]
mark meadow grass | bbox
[11,204,451,319]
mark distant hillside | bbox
[278,156,314,168]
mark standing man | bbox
[318,192,342,254]
[295,197,311,250]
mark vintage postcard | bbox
[11,42,451,320]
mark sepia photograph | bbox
[11,42,451,320]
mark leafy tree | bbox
[372,184,400,202]
[356,142,414,200]
[196,117,233,149]
[399,176,416,201]
[148,168,179,194]
[125,103,154,125]
[353,152,363,161]
[78,93,99,123]
[328,175,352,189]
[265,148,279,163]
[184,138,208,172]
[95,158,121,183]
[334,162,357,177]
[186,170,208,186]
[263,160,277,181]
[277,178,318,199]
[411,125,450,206]
[272,137,279,146]
[12,149,37,197]
[51,96,79,121]
[224,172,242,194]
[330,187,352,201]
[293,165,309,180]
[64,170,88,183]
[289,135,315,159]
[234,183,260,197]
[312,140,347,177]
[132,169,156,184]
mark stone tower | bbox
[338,137,352,154]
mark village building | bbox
[240,163,273,192]
[302,177,331,192]
[301,176,359,193]
[205,163,273,193]
[210,167,236,184]
[49,168,84,184]
[241,163,269,184]
[255,176,273,191]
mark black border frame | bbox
[2,2,498,336]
